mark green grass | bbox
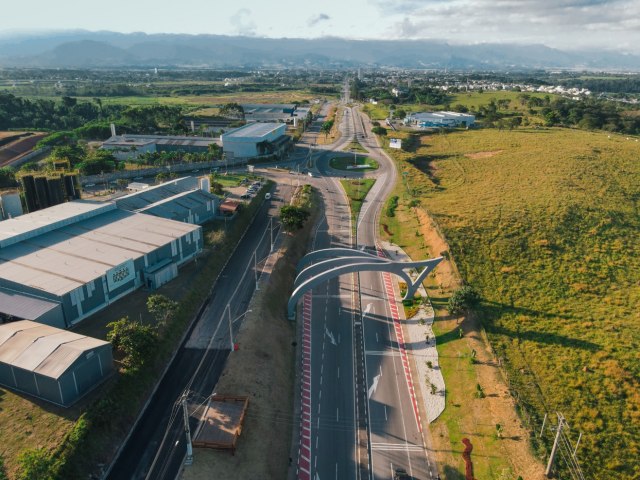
[383,127,640,480]
[340,178,376,225]
[330,156,378,171]
[211,172,259,188]
[345,140,368,153]
[362,91,558,123]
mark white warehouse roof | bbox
[0,207,200,296]
[222,123,285,139]
[0,320,109,379]
[0,201,113,249]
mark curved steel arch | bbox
[294,256,389,288]
[296,247,379,271]
[287,257,442,319]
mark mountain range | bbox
[0,31,638,70]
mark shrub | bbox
[17,449,54,480]
[385,195,399,217]
[372,125,387,135]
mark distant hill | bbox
[0,31,638,70]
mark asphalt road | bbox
[300,87,439,480]
[106,183,291,480]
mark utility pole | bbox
[269,217,274,252]
[254,249,259,291]
[545,413,564,478]
[182,394,193,466]
[227,303,234,350]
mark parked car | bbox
[240,193,251,199]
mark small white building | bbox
[221,123,289,159]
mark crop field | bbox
[382,127,640,479]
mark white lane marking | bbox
[363,303,372,317]
[376,332,379,343]
[336,408,339,422]
[337,367,340,379]
[384,405,388,421]
[365,350,401,356]
[368,371,381,399]
[325,327,337,346]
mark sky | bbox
[2,0,639,53]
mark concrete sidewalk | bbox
[380,240,446,423]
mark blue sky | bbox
[2,0,638,52]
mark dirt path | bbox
[415,207,546,480]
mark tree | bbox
[106,317,158,369]
[320,120,334,138]
[280,205,311,231]
[0,167,16,188]
[371,126,387,135]
[147,294,178,325]
[447,285,481,316]
[219,102,244,119]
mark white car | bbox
[265,193,272,200]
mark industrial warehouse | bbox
[0,199,203,328]
[0,320,112,407]
[116,176,221,225]
[404,111,476,128]
[101,133,221,160]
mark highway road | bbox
[105,182,291,480]
[296,78,438,480]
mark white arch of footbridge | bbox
[287,248,442,319]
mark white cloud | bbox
[308,13,331,27]
[382,0,640,52]
[230,8,257,36]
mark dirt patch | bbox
[414,207,545,480]
[464,150,503,159]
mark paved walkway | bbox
[379,241,446,423]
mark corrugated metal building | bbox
[101,134,221,160]
[115,177,220,225]
[0,200,203,327]
[0,320,112,406]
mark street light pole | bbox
[227,304,253,352]
[227,303,233,350]
[269,217,274,252]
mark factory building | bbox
[404,111,475,128]
[0,320,112,407]
[241,103,311,128]
[116,177,220,225]
[221,123,289,160]
[0,200,203,327]
[101,134,221,160]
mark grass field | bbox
[329,156,378,171]
[15,90,329,108]
[381,126,640,479]
[340,178,376,225]
[362,91,556,122]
